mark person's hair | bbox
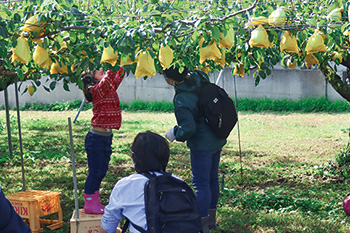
[163,66,189,83]
[81,70,98,102]
[130,131,170,173]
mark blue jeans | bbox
[0,186,31,232]
[190,149,221,217]
[84,131,113,194]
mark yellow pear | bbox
[232,62,244,77]
[53,42,68,52]
[287,59,297,70]
[268,7,286,27]
[199,38,222,64]
[305,31,327,54]
[326,8,343,21]
[315,29,327,41]
[159,44,174,69]
[120,48,140,66]
[218,28,235,49]
[120,55,134,66]
[331,52,343,63]
[28,86,35,96]
[12,35,31,64]
[33,45,51,69]
[249,25,272,48]
[135,50,156,78]
[214,50,226,68]
[21,15,46,34]
[280,31,299,54]
[305,54,319,67]
[251,16,268,26]
[50,61,68,74]
[101,46,118,66]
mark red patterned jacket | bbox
[91,68,125,129]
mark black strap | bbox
[121,217,147,233]
[141,171,170,179]
[121,218,129,233]
[194,70,210,97]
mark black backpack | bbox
[196,70,238,139]
[122,172,202,233]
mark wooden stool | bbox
[70,209,121,233]
[70,209,103,233]
[6,190,63,232]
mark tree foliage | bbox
[0,0,350,101]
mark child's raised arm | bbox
[96,67,125,96]
[107,67,125,89]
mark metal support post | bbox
[4,87,13,158]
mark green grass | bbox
[1,97,349,113]
[0,110,349,232]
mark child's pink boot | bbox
[83,193,104,214]
[94,191,105,210]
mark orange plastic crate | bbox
[6,190,63,232]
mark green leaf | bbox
[0,26,8,38]
[56,36,63,44]
[63,80,69,91]
[259,70,266,79]
[77,78,84,90]
[266,68,272,75]
[70,32,77,43]
[50,81,56,90]
[35,80,41,87]
[54,41,60,51]
[191,30,199,42]
[43,86,51,92]
[212,26,221,40]
[13,13,20,22]
[271,58,277,66]
[254,75,260,86]
[143,3,150,12]
[17,69,24,80]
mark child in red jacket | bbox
[81,67,125,214]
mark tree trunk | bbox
[319,63,350,102]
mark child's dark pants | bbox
[84,130,113,194]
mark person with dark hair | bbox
[81,67,125,214]
[0,186,31,233]
[100,131,172,233]
[163,66,226,233]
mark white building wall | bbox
[0,65,347,108]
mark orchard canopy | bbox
[1,0,350,101]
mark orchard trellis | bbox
[0,0,349,101]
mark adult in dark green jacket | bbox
[164,66,226,233]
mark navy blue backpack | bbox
[122,172,202,233]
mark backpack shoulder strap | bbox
[141,171,169,179]
[194,70,211,95]
[121,218,147,233]
[195,70,210,84]
[195,70,209,81]
[121,218,129,233]
[140,172,156,179]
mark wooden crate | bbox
[70,209,121,233]
[6,190,63,233]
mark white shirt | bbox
[103,171,181,233]
[101,172,182,233]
